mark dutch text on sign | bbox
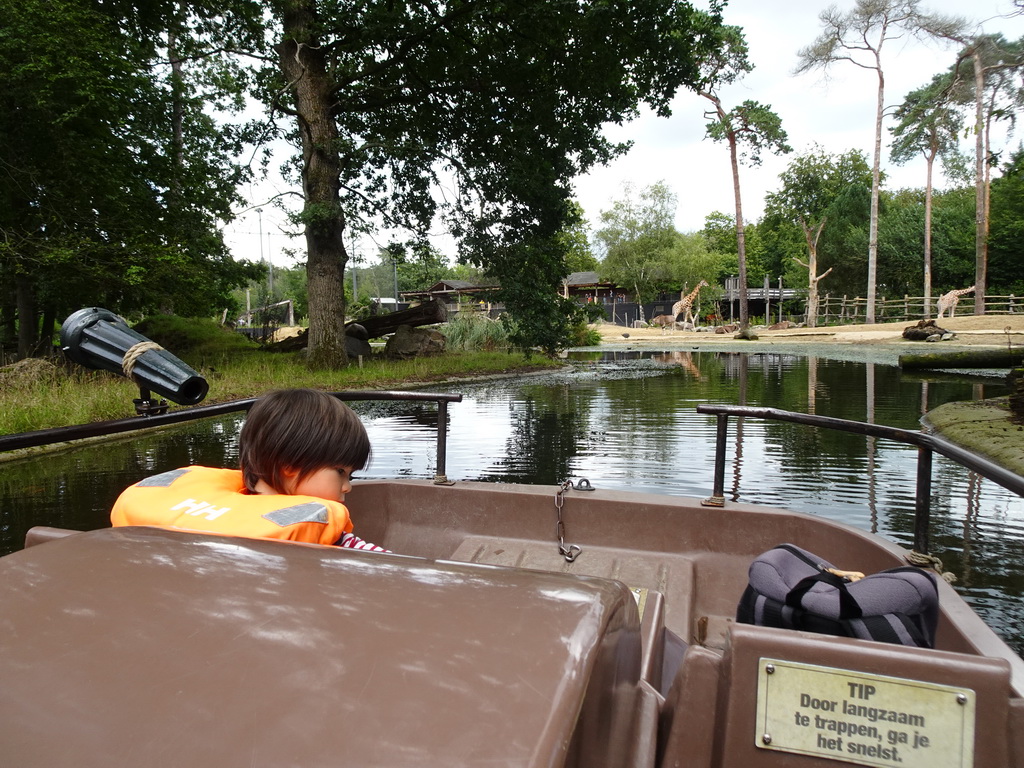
[755,658,975,768]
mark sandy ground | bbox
[596,314,1024,349]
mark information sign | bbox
[755,658,975,768]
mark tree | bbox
[0,0,262,358]
[765,147,873,327]
[699,26,791,332]
[266,0,730,363]
[988,149,1024,294]
[946,34,1024,313]
[594,182,681,309]
[890,73,965,317]
[796,0,964,324]
[561,203,600,275]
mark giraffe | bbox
[936,286,975,319]
[671,280,709,326]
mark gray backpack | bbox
[736,543,940,648]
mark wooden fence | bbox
[816,294,1019,325]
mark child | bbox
[111,388,388,551]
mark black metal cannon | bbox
[60,308,208,414]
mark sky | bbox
[223,0,1024,271]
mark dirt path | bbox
[596,315,1024,349]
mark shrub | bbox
[132,315,258,361]
[442,311,511,352]
[568,321,601,347]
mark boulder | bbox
[384,324,446,360]
[902,319,952,342]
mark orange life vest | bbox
[110,466,353,545]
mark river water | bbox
[2,347,1022,654]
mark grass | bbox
[0,317,561,436]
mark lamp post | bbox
[256,207,263,262]
[392,256,399,308]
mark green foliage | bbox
[989,151,1024,293]
[595,182,722,303]
[705,99,792,167]
[703,212,738,256]
[561,202,600,274]
[929,188,977,288]
[263,0,731,362]
[0,0,263,357]
[766,146,874,228]
[890,72,964,171]
[442,312,511,352]
[131,315,258,361]
[568,321,602,347]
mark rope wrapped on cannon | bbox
[60,308,208,415]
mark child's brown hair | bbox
[239,389,371,493]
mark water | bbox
[2,349,1022,654]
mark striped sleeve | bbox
[337,532,390,553]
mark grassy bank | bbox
[923,398,1024,478]
[1,347,561,436]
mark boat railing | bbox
[0,391,464,484]
[696,404,1024,555]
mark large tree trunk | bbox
[796,218,830,328]
[923,144,935,319]
[278,0,349,369]
[351,299,448,339]
[866,61,884,325]
[972,52,987,315]
[728,134,749,330]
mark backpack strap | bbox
[785,570,863,620]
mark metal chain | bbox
[554,478,593,562]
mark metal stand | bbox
[133,387,169,417]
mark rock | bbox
[902,319,951,342]
[734,328,759,341]
[631,320,647,328]
[345,323,369,341]
[384,324,446,360]
[345,335,372,359]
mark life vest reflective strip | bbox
[110,466,353,545]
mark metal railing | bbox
[0,391,463,484]
[696,404,1024,555]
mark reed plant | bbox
[441,311,511,352]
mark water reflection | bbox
[1,350,1021,654]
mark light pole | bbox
[392,256,399,308]
[256,207,263,263]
